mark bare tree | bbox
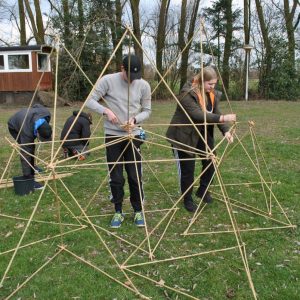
[254,0,272,97]
[78,0,84,40]
[283,0,298,67]
[110,0,123,70]
[222,0,233,90]
[34,0,44,42]
[156,0,170,77]
[130,0,144,68]
[179,0,200,89]
[62,0,71,48]
[18,0,26,45]
[24,0,45,44]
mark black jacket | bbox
[7,104,51,176]
[61,111,92,147]
[8,104,51,144]
[166,82,229,153]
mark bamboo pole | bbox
[62,247,149,299]
[0,173,53,287]
[124,245,239,269]
[0,227,85,256]
[4,248,64,300]
[130,140,153,260]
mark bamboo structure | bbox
[0,24,295,300]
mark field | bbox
[0,100,299,300]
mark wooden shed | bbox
[0,45,53,92]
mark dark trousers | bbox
[8,127,35,177]
[105,135,144,212]
[173,136,215,201]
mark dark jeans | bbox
[8,127,35,177]
[105,135,144,212]
[173,136,215,201]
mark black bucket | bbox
[13,176,34,196]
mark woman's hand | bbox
[220,114,236,123]
[224,131,234,143]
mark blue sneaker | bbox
[110,212,124,228]
[134,211,145,227]
[34,181,44,190]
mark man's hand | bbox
[225,131,234,143]
[123,117,136,133]
[104,108,118,124]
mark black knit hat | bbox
[123,54,142,81]
[37,122,52,141]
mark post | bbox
[243,44,253,101]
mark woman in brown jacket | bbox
[166,66,236,212]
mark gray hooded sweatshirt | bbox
[85,72,151,136]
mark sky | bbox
[0,0,245,46]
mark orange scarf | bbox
[195,90,215,111]
[192,80,215,111]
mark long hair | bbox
[193,66,218,89]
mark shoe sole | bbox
[34,187,44,190]
[111,225,121,228]
[135,224,145,227]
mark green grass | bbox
[0,100,299,299]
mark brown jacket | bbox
[166,82,229,153]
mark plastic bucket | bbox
[13,176,34,196]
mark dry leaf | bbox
[156,279,165,287]
[5,231,12,238]
[15,223,25,229]
[226,288,235,298]
[124,281,131,286]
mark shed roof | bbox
[0,45,52,53]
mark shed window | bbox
[37,53,50,71]
[0,55,4,69]
[8,54,30,70]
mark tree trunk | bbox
[178,0,187,89]
[62,0,71,48]
[24,0,40,43]
[33,0,45,44]
[78,0,84,40]
[179,0,200,89]
[115,0,123,68]
[255,0,272,98]
[18,0,26,45]
[222,0,233,90]
[156,0,170,77]
[283,0,297,68]
[244,0,250,44]
[130,0,143,70]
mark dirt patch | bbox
[38,91,71,107]
[0,91,71,107]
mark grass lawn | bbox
[0,100,299,299]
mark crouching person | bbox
[60,110,92,160]
[7,104,52,190]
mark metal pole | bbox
[245,50,249,101]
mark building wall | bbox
[0,52,52,92]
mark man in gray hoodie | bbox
[8,104,52,190]
[86,54,151,228]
